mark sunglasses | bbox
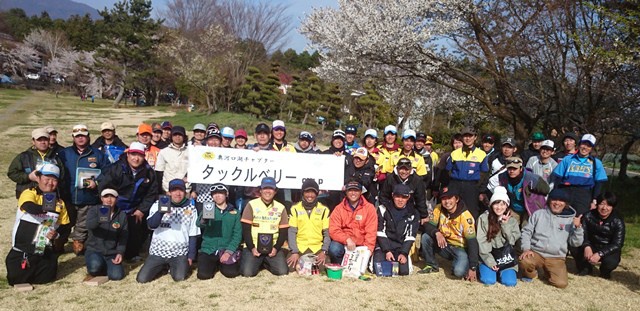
[209,184,228,193]
[72,128,88,133]
[506,159,522,164]
[393,194,410,198]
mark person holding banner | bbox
[240,177,289,276]
[204,123,221,147]
[250,123,273,151]
[294,131,319,154]
[328,180,377,264]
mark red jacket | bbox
[329,197,378,253]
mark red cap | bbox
[235,129,248,139]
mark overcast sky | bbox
[75,0,337,52]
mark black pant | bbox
[574,246,621,278]
[6,249,58,285]
[197,252,240,279]
[564,186,592,216]
[449,180,481,219]
[125,213,149,260]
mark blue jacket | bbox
[59,145,111,205]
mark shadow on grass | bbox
[610,269,640,292]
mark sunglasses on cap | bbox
[72,128,88,133]
[210,184,228,193]
[506,159,522,164]
[392,194,411,198]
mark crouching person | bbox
[374,184,419,276]
[136,179,200,283]
[84,189,128,281]
[197,183,242,279]
[240,177,289,277]
[6,164,69,286]
[519,188,583,288]
[419,188,479,281]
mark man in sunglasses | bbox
[374,184,420,276]
[487,156,550,225]
[58,124,110,255]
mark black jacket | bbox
[344,156,377,203]
[520,144,540,165]
[85,204,129,256]
[379,171,428,219]
[582,210,625,256]
[96,159,159,214]
[7,147,66,199]
[376,204,420,256]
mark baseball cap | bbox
[548,188,570,202]
[353,147,369,160]
[221,127,235,139]
[100,122,116,131]
[364,129,378,139]
[39,163,60,178]
[235,129,248,139]
[402,129,417,140]
[580,134,596,147]
[32,128,49,140]
[384,125,397,135]
[72,124,89,137]
[168,179,186,191]
[461,126,476,135]
[151,122,162,133]
[505,156,523,169]
[161,121,173,129]
[482,134,495,143]
[392,184,413,196]
[193,123,207,132]
[397,158,413,170]
[501,137,516,147]
[171,126,186,137]
[440,187,459,199]
[206,123,221,138]
[345,125,357,134]
[563,132,578,142]
[137,123,152,135]
[209,183,228,194]
[416,133,427,142]
[299,131,313,141]
[425,136,434,145]
[301,179,320,194]
[272,120,286,131]
[127,142,146,155]
[540,140,554,150]
[531,131,545,141]
[255,123,270,134]
[344,180,363,191]
[44,126,57,134]
[101,189,119,197]
[332,130,346,140]
[260,177,277,189]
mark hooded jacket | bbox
[376,203,420,256]
[293,142,319,154]
[379,169,428,219]
[96,158,159,214]
[521,206,584,258]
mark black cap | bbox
[461,126,476,135]
[440,187,459,199]
[482,134,495,143]
[171,125,186,137]
[392,184,412,196]
[501,137,516,147]
[563,132,578,142]
[301,179,320,193]
[344,180,362,191]
[397,158,412,169]
[255,123,270,134]
[416,133,427,142]
[206,123,221,138]
[345,125,357,134]
[548,188,570,202]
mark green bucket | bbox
[326,264,343,280]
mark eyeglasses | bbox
[72,128,88,133]
[209,184,228,193]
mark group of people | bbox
[6,119,625,289]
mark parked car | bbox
[25,73,40,80]
[0,74,14,84]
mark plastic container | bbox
[326,264,343,280]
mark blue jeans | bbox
[420,233,469,278]
[136,255,190,283]
[328,241,346,264]
[85,250,125,281]
[478,263,517,286]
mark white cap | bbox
[193,123,206,131]
[384,125,397,135]
[39,163,60,178]
[72,124,89,137]
[540,139,554,149]
[32,128,49,139]
[402,129,417,140]
[272,120,286,130]
[364,129,378,139]
[580,134,596,146]
[221,127,234,138]
[127,142,146,155]
[101,189,119,197]
[490,186,510,206]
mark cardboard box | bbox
[83,276,109,286]
[14,283,33,291]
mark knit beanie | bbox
[490,186,510,206]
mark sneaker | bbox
[418,265,439,274]
[577,268,592,276]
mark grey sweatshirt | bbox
[476,212,521,270]
[521,206,584,258]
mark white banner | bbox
[187,146,345,190]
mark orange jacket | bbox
[329,197,378,253]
